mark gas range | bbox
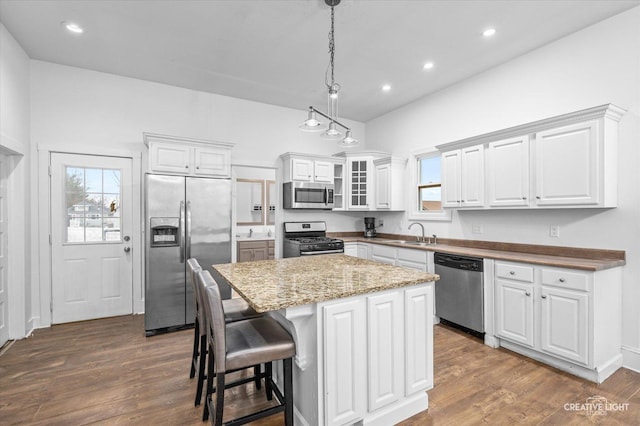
[283,222,344,258]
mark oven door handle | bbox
[300,249,344,256]
[324,187,328,205]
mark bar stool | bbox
[187,258,261,406]
[199,270,295,426]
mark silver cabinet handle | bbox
[185,165,189,168]
[541,295,547,299]
[525,291,531,296]
[510,271,515,275]
[522,196,527,200]
[559,278,566,283]
[124,246,131,253]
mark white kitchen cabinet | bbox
[281,153,340,183]
[144,133,232,177]
[374,157,407,210]
[494,267,535,348]
[487,136,530,207]
[367,291,403,411]
[540,285,588,364]
[357,243,370,260]
[370,244,396,265]
[343,242,358,257]
[534,121,599,206]
[396,247,429,272]
[323,298,367,426]
[492,260,622,383]
[441,145,484,208]
[348,158,372,209]
[437,104,625,210]
[404,285,434,395]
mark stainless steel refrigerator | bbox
[144,173,232,335]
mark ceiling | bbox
[1,0,638,122]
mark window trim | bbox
[408,148,452,222]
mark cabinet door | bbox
[323,299,366,426]
[343,243,358,257]
[534,120,599,206]
[460,145,484,207]
[405,285,434,395]
[367,291,403,411]
[291,158,314,181]
[348,160,369,209]
[374,163,391,209]
[193,146,230,177]
[494,279,534,348]
[252,246,269,261]
[540,286,588,364]
[357,244,370,260]
[488,136,530,207]
[237,247,254,263]
[149,142,191,174]
[314,160,334,183]
[441,150,461,208]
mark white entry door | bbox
[0,154,9,346]
[50,153,133,324]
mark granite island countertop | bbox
[212,254,438,313]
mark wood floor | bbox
[1,315,638,425]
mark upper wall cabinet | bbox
[144,132,233,178]
[333,151,407,211]
[441,145,484,208]
[438,104,625,209]
[281,153,337,183]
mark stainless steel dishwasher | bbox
[434,252,484,336]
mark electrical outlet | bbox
[472,223,483,234]
[549,225,560,238]
[378,219,384,227]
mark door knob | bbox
[124,246,131,253]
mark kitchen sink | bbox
[396,240,434,247]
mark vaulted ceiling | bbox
[1,0,637,121]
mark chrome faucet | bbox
[249,228,253,238]
[408,222,425,242]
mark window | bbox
[410,150,451,221]
[65,167,121,243]
[418,155,442,211]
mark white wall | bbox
[0,23,32,338]
[28,60,366,327]
[366,7,640,368]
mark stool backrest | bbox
[198,269,227,373]
[187,258,204,335]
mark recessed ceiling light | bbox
[62,21,84,34]
[382,84,391,92]
[423,62,435,70]
[482,28,496,38]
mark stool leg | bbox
[215,373,225,426]
[203,342,215,421]
[195,334,207,406]
[190,317,199,378]
[284,358,293,426]
[265,362,273,401]
[254,364,261,390]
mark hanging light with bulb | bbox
[299,0,358,147]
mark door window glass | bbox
[65,167,121,243]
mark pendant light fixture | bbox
[299,0,358,147]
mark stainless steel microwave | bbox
[283,181,334,209]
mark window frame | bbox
[408,148,451,222]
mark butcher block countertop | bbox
[212,254,438,313]
[337,234,625,271]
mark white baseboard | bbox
[622,345,640,373]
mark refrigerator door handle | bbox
[179,201,186,263]
[186,201,192,260]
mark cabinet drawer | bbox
[371,244,397,259]
[495,262,534,282]
[397,247,427,263]
[237,240,268,250]
[541,268,589,291]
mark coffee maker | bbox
[364,217,377,238]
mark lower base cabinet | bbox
[237,239,274,262]
[323,284,434,426]
[493,260,621,383]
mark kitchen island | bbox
[212,254,439,426]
